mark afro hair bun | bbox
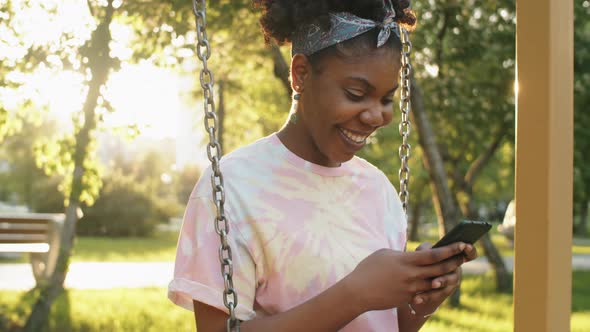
[253,0,417,45]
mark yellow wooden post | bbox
[514,0,573,331]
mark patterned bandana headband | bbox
[291,0,401,56]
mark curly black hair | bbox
[253,0,417,45]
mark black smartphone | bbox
[432,220,492,249]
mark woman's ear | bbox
[290,54,310,92]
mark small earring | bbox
[290,92,301,124]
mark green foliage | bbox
[359,1,516,224]
[77,171,174,237]
[76,145,184,237]
[0,120,65,212]
[33,129,102,207]
[574,1,590,234]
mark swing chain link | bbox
[398,27,412,215]
[192,1,240,331]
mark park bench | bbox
[0,213,64,284]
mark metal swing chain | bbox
[398,27,412,215]
[191,1,240,331]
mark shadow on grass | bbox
[0,286,73,332]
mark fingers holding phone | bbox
[409,242,468,307]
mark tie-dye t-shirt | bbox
[168,133,407,331]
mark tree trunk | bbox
[455,125,512,293]
[22,2,115,330]
[459,193,512,293]
[408,200,422,242]
[410,79,463,306]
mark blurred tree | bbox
[118,0,288,151]
[0,119,65,212]
[78,171,174,237]
[0,0,55,142]
[408,0,516,298]
[22,0,119,330]
[574,0,590,237]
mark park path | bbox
[1,256,590,290]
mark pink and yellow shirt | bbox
[168,133,407,331]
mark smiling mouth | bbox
[338,127,370,144]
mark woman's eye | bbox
[382,99,393,105]
[345,90,365,101]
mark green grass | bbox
[422,271,590,332]
[0,288,194,332]
[1,272,589,332]
[1,229,589,265]
[70,232,178,262]
[0,231,179,264]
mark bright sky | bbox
[1,0,189,140]
[103,63,183,139]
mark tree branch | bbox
[463,124,508,192]
[86,0,95,18]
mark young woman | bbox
[168,1,478,331]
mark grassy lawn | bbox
[1,228,589,265]
[1,272,589,332]
[0,231,179,264]
[0,288,194,332]
[1,231,588,268]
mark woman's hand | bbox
[408,242,478,308]
[344,242,469,313]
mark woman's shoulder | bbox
[348,155,391,181]
[221,134,279,168]
[192,135,280,194]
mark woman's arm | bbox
[193,243,469,332]
[194,274,363,332]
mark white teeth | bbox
[340,128,368,144]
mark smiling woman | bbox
[168,1,478,332]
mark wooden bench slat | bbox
[0,213,65,221]
[0,234,47,242]
[0,223,48,230]
[0,243,50,253]
[0,239,48,244]
[0,219,54,225]
[0,228,47,235]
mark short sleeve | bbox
[168,194,257,321]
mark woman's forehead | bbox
[316,50,400,85]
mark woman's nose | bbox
[359,104,393,128]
